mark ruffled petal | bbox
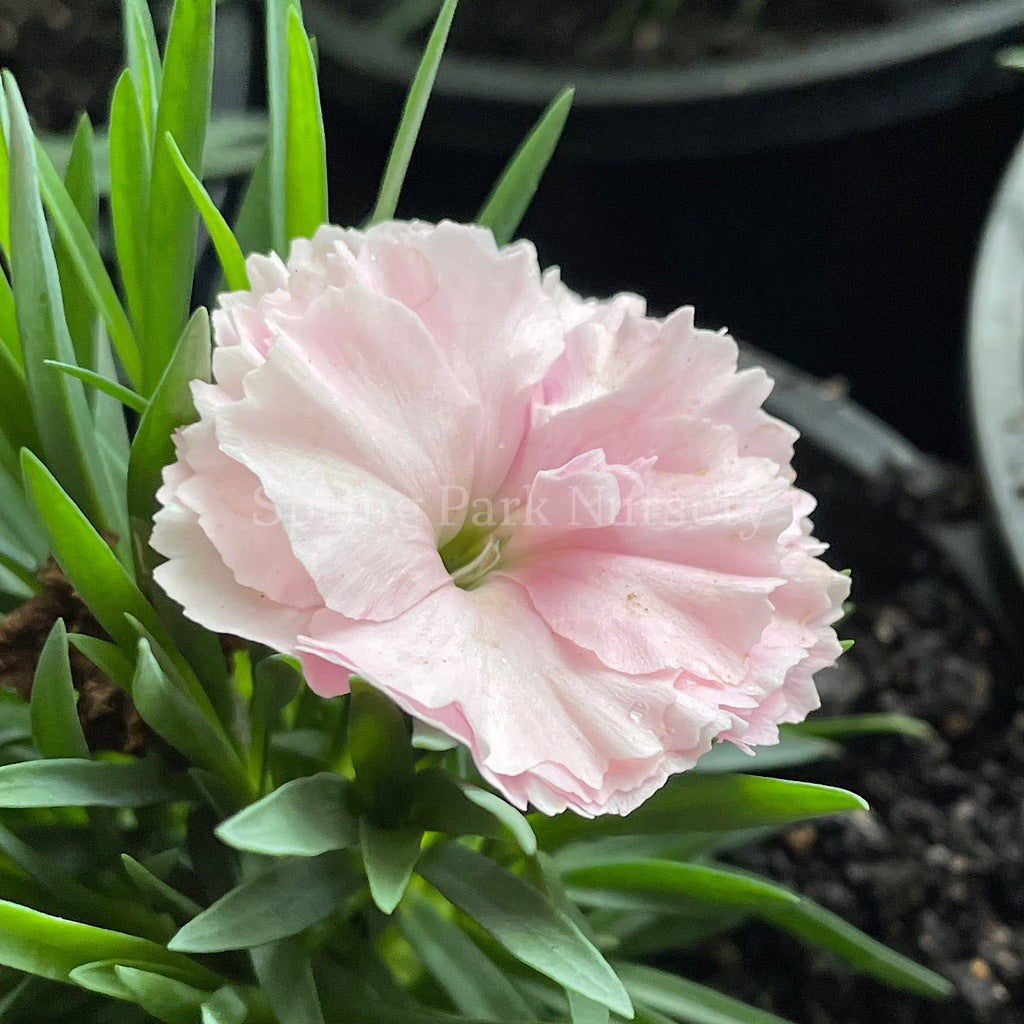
[297,577,726,816]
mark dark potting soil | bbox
[0,0,122,133]
[667,445,1024,1024]
[344,0,973,70]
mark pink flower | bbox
[152,221,849,817]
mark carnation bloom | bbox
[152,221,849,817]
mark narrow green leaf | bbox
[407,769,504,841]
[348,678,415,825]
[122,854,202,921]
[562,860,800,915]
[20,450,167,650]
[42,114,269,196]
[142,0,215,391]
[122,0,162,136]
[131,640,249,803]
[568,992,608,1024]
[249,654,303,790]
[169,851,354,953]
[265,0,299,254]
[165,132,249,291]
[461,783,537,856]
[370,0,457,223]
[760,895,954,998]
[0,96,10,258]
[417,842,632,1018]
[0,757,193,808]
[399,899,534,1023]
[216,773,359,856]
[477,87,574,246]
[109,70,151,330]
[360,819,422,914]
[693,734,837,775]
[284,7,327,242]
[534,775,867,848]
[45,361,147,413]
[250,936,325,1024]
[0,899,218,988]
[71,960,216,1021]
[128,308,211,528]
[54,113,99,369]
[789,714,937,743]
[66,634,135,690]
[0,455,45,559]
[91,325,133,479]
[117,963,213,1022]
[232,141,273,258]
[615,962,796,1024]
[4,74,119,533]
[0,336,40,462]
[201,987,250,1024]
[0,269,21,367]
[30,620,89,759]
[35,136,141,385]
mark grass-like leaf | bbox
[169,851,355,953]
[0,331,40,465]
[53,113,98,370]
[693,733,837,774]
[0,899,219,989]
[122,0,162,137]
[165,132,250,292]
[563,860,799,915]
[477,86,574,246]
[4,74,122,535]
[20,449,168,648]
[399,898,535,1023]
[250,935,326,1024]
[418,841,632,1018]
[284,6,328,243]
[216,773,360,857]
[109,70,151,331]
[35,136,141,386]
[45,361,148,414]
[66,634,135,690]
[761,893,954,998]
[788,713,937,743]
[615,962,796,1024]
[534,775,866,848]
[0,757,193,808]
[360,820,423,914]
[349,678,416,825]
[30,619,89,760]
[141,0,215,392]
[0,268,22,367]
[131,639,249,804]
[128,308,211,530]
[370,0,458,224]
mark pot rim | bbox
[968,132,1024,590]
[305,0,1024,107]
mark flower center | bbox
[439,525,506,590]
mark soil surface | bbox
[0,0,122,132]
[669,446,1024,1024]
[345,0,974,70]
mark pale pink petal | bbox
[151,502,313,654]
[297,578,726,816]
[509,550,778,680]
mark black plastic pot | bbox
[967,135,1024,594]
[312,0,1024,463]
[306,0,1024,159]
